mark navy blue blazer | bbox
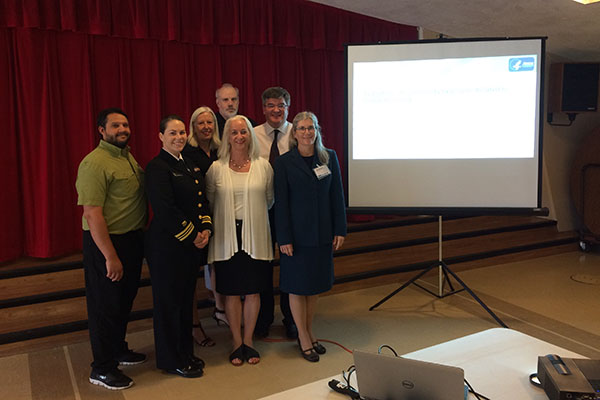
[274,147,347,247]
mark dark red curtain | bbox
[0,0,417,262]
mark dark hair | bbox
[261,86,291,106]
[159,114,185,133]
[96,108,128,129]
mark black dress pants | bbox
[83,229,143,374]
[146,238,198,370]
[256,209,294,332]
[257,266,293,329]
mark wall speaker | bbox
[548,63,599,113]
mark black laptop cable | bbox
[342,365,355,385]
[328,365,362,399]
[464,378,489,400]
[377,344,399,356]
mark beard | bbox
[105,134,130,148]
[222,108,238,119]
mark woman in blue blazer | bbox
[274,111,347,363]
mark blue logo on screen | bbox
[509,57,535,71]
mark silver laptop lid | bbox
[353,349,465,400]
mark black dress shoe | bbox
[297,338,320,362]
[254,327,269,339]
[165,364,203,378]
[189,355,205,369]
[285,322,298,339]
[312,341,326,355]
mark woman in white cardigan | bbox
[206,115,274,366]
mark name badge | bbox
[313,164,331,180]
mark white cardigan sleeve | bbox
[240,158,273,261]
[206,161,238,263]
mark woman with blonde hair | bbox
[182,106,224,347]
[206,115,274,366]
[183,106,221,175]
[274,111,346,362]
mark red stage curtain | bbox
[0,0,416,262]
[0,29,23,261]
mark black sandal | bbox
[243,344,260,365]
[229,345,244,366]
[212,308,229,327]
[193,323,215,347]
[312,341,326,355]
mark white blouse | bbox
[206,157,274,263]
[230,170,247,220]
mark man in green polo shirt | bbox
[76,108,147,390]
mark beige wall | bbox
[542,71,600,231]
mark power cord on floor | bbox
[259,332,354,354]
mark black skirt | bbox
[214,220,271,295]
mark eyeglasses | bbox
[265,103,288,110]
[296,126,315,133]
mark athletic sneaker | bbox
[89,369,133,390]
[116,350,147,366]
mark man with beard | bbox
[253,87,298,340]
[76,108,147,390]
[215,83,255,136]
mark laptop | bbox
[353,349,465,400]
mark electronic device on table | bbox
[536,354,600,400]
[353,349,465,400]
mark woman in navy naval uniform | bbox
[274,111,346,363]
[145,115,213,378]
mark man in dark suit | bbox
[253,86,298,340]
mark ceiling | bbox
[310,0,600,62]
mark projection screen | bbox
[345,37,546,215]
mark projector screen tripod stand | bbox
[369,216,508,328]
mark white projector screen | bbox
[345,37,545,214]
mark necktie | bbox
[269,129,280,166]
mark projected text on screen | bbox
[352,55,538,160]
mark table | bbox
[259,328,585,399]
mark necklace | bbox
[230,158,250,170]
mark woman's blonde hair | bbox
[188,106,221,150]
[218,115,260,160]
[289,111,329,165]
